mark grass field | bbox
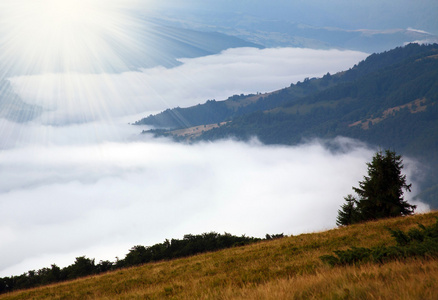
[2,211,437,299]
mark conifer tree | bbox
[337,150,416,225]
[336,194,359,226]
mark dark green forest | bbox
[135,43,438,207]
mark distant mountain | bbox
[0,80,42,123]
[0,26,262,122]
[228,23,438,53]
[136,43,438,207]
[148,1,438,53]
[151,0,438,35]
[1,25,263,77]
[111,25,264,71]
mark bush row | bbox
[320,218,438,266]
[0,232,283,294]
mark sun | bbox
[0,0,144,75]
[8,0,102,37]
[41,0,94,24]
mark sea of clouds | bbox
[0,47,429,277]
[8,47,369,125]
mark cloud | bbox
[8,47,368,125]
[0,134,428,276]
[0,45,427,279]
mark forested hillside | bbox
[135,43,438,207]
[135,43,437,129]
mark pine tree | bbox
[337,150,416,225]
[336,194,360,226]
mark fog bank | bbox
[0,134,428,276]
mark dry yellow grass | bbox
[169,122,228,139]
[349,98,427,129]
[2,211,437,299]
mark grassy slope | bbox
[2,211,438,300]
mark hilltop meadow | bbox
[1,211,437,299]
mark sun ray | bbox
[0,0,158,127]
[0,0,150,76]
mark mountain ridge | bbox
[135,43,438,207]
[148,1,438,53]
[135,43,438,133]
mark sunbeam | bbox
[0,0,148,75]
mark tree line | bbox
[0,232,283,294]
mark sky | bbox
[0,0,431,277]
